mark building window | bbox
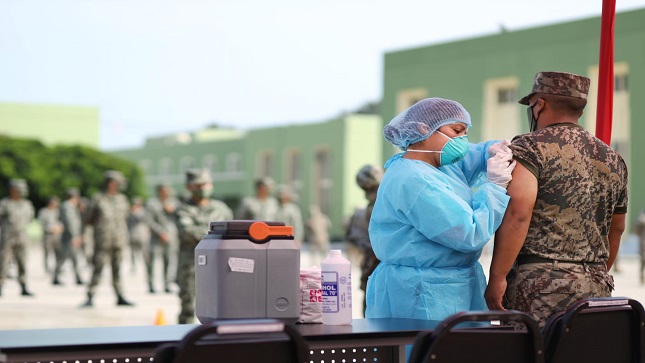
[497,87,517,104]
[482,77,521,140]
[179,156,195,172]
[615,74,628,92]
[285,149,302,190]
[396,88,428,113]
[158,158,173,177]
[226,153,242,173]
[313,149,332,216]
[202,154,218,172]
[257,151,274,179]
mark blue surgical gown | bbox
[365,141,510,321]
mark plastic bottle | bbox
[321,249,352,325]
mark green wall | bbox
[381,8,645,230]
[0,102,100,148]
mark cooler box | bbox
[195,220,300,324]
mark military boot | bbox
[80,293,93,308]
[116,294,134,306]
[20,283,34,297]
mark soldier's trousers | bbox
[504,261,614,327]
[42,233,60,270]
[147,240,172,288]
[0,240,28,286]
[87,243,124,297]
[53,238,81,281]
[177,247,196,324]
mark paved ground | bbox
[0,241,643,331]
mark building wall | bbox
[0,102,100,148]
[381,8,645,229]
[111,114,383,239]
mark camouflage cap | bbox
[185,168,212,185]
[518,71,590,105]
[104,170,126,183]
[66,187,80,198]
[356,164,384,190]
[8,179,27,189]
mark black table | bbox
[0,318,440,363]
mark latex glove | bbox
[488,140,512,157]
[487,152,517,189]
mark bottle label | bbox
[321,271,340,313]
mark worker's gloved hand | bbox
[488,140,512,157]
[487,141,516,189]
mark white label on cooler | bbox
[228,257,255,273]
[197,255,207,266]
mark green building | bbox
[112,114,382,238]
[0,102,100,148]
[381,8,645,228]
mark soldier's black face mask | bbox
[526,101,539,132]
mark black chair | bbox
[542,297,645,363]
[408,310,544,363]
[153,319,309,363]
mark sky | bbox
[2,0,645,151]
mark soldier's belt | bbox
[516,254,605,266]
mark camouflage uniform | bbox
[145,193,179,293]
[38,199,62,272]
[83,171,133,306]
[305,205,331,265]
[235,177,279,221]
[506,72,628,326]
[127,200,151,273]
[52,191,84,285]
[0,179,35,296]
[352,164,383,312]
[176,168,233,324]
[275,185,304,247]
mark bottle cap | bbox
[330,250,342,258]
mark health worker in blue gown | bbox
[365,97,516,321]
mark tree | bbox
[0,136,145,209]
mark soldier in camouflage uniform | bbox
[81,170,135,307]
[346,164,383,313]
[0,179,35,297]
[38,196,63,273]
[236,177,279,221]
[485,71,628,327]
[52,188,84,286]
[145,184,179,293]
[176,168,232,324]
[275,185,304,247]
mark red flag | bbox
[595,0,615,144]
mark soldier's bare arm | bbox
[606,213,626,270]
[485,162,537,310]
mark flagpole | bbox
[595,0,616,145]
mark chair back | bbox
[153,319,308,363]
[543,297,645,363]
[409,310,544,363]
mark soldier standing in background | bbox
[0,179,35,297]
[145,184,179,293]
[81,170,134,307]
[348,164,383,313]
[176,168,232,324]
[127,197,151,274]
[305,204,331,266]
[236,177,279,221]
[275,185,304,247]
[38,196,63,273]
[52,188,84,286]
